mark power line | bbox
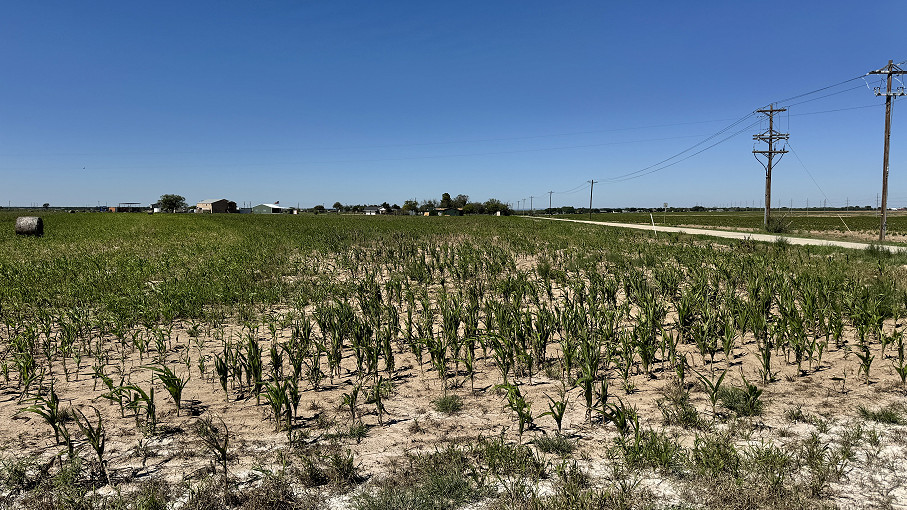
[785,84,867,107]
[605,120,761,183]
[587,67,900,188]
[535,104,880,202]
[789,103,881,117]
[764,74,866,106]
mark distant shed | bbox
[253,203,282,214]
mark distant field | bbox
[555,210,907,243]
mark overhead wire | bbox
[588,68,893,187]
[606,119,761,183]
[785,84,866,107]
[787,141,853,233]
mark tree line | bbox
[333,193,512,215]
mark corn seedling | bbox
[74,406,107,483]
[497,382,533,441]
[195,415,230,486]
[341,381,363,425]
[18,383,68,445]
[536,389,567,435]
[693,367,727,421]
[146,364,189,415]
[856,344,874,384]
[263,380,289,430]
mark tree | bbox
[453,194,469,208]
[159,194,186,213]
[483,198,511,215]
[313,205,326,214]
[440,193,452,208]
[42,203,50,209]
[332,202,343,211]
[463,202,484,214]
[402,199,419,214]
[419,199,438,213]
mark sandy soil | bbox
[2,310,907,508]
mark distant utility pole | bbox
[753,104,789,229]
[530,195,535,215]
[588,180,598,220]
[548,191,554,213]
[869,60,906,241]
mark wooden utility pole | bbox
[588,180,598,220]
[753,104,789,229]
[869,60,906,241]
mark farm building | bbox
[252,203,283,214]
[364,206,387,215]
[435,207,463,216]
[196,199,237,214]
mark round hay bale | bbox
[15,216,43,236]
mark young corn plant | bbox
[18,383,68,446]
[123,384,157,435]
[214,353,229,399]
[856,344,874,384]
[147,364,190,415]
[488,334,514,387]
[577,334,601,423]
[195,415,230,488]
[263,380,289,431]
[602,397,638,436]
[539,392,568,435]
[693,367,727,422]
[305,347,325,390]
[497,382,533,442]
[341,381,363,426]
[893,333,907,388]
[594,377,610,425]
[95,367,128,417]
[244,336,264,403]
[285,377,301,431]
[371,376,388,425]
[74,406,107,484]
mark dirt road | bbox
[533,216,907,253]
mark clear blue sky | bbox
[2,1,905,209]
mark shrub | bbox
[534,434,576,456]
[858,405,904,425]
[718,379,763,417]
[433,395,464,415]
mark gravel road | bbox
[533,216,907,253]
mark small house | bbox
[364,206,387,216]
[197,199,237,214]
